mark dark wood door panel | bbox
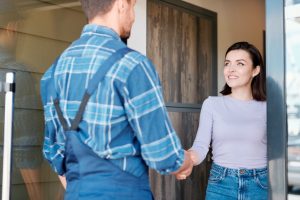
[147,0,216,105]
[147,0,217,199]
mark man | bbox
[40,0,193,199]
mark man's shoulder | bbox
[115,49,154,82]
[125,49,149,64]
[64,37,150,64]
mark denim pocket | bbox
[255,172,268,190]
[208,169,224,183]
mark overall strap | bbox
[70,47,132,130]
[51,56,71,131]
[53,47,133,131]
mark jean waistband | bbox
[211,163,268,177]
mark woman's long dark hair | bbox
[220,41,266,101]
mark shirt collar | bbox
[81,24,121,41]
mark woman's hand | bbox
[172,150,194,180]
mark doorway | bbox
[147,0,217,199]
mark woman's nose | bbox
[228,65,236,72]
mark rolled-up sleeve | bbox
[123,58,184,174]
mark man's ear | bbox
[117,0,125,13]
[252,65,261,77]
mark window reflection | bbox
[286,1,300,197]
[1,0,85,199]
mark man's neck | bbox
[89,13,120,36]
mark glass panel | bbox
[286,0,300,199]
[0,0,85,199]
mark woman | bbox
[189,41,267,199]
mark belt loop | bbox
[253,169,257,177]
[222,167,227,178]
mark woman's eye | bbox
[237,62,245,66]
[224,62,229,67]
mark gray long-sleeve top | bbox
[191,96,267,169]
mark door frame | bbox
[266,0,287,199]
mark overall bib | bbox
[53,48,154,200]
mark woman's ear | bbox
[252,65,261,77]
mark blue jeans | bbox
[206,163,268,200]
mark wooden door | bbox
[147,0,217,199]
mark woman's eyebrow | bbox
[236,59,247,62]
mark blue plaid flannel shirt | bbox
[40,24,184,177]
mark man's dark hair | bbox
[220,41,266,101]
[80,0,117,20]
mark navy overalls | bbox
[53,48,154,200]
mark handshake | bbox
[172,150,198,180]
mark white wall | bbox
[130,0,266,92]
[128,0,147,55]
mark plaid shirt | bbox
[41,24,184,177]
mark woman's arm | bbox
[189,98,213,165]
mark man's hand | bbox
[58,175,66,189]
[172,150,194,180]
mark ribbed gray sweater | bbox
[191,96,267,169]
